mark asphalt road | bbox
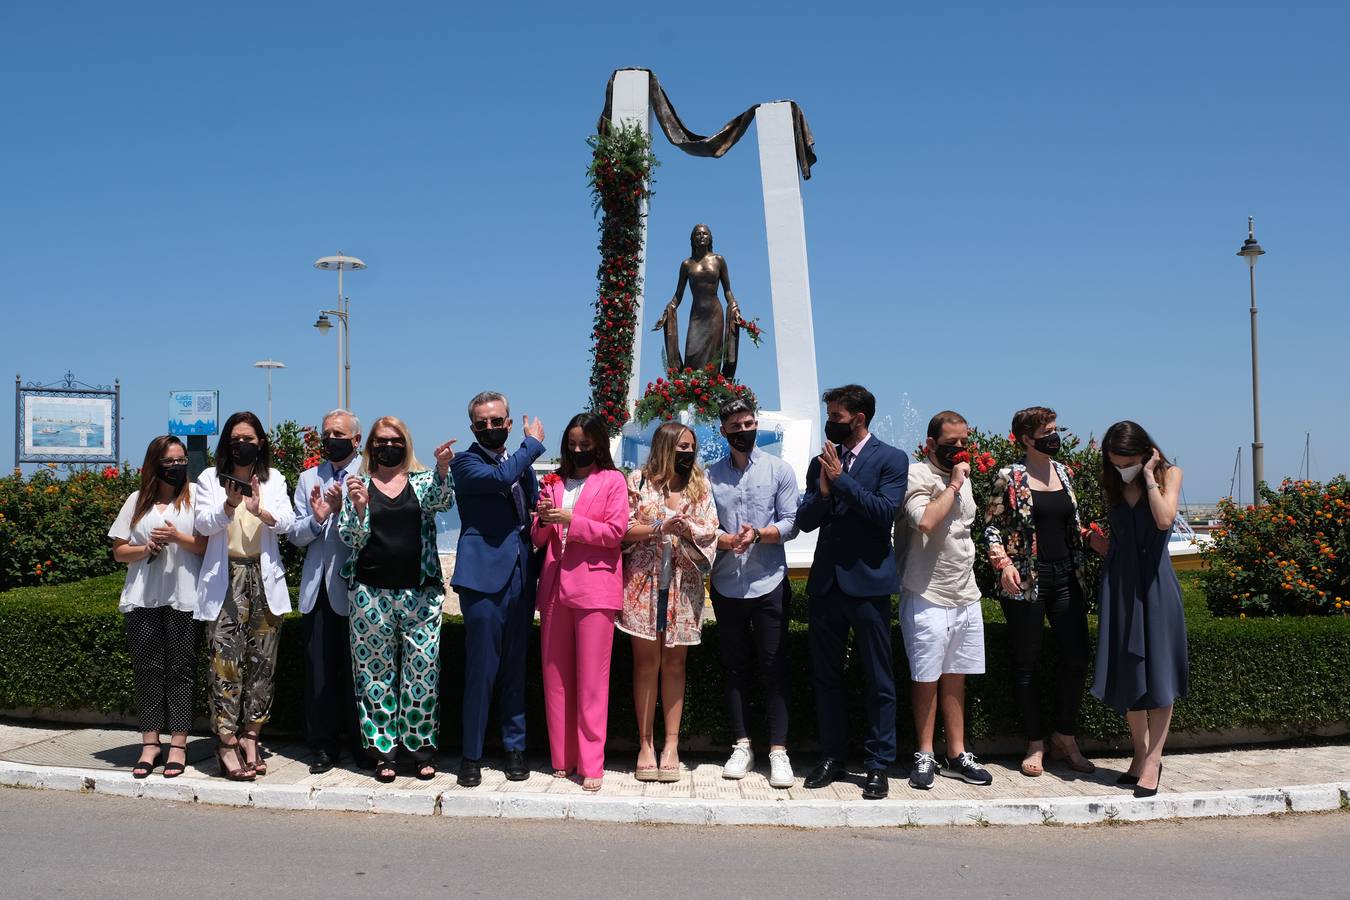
[3,788,1347,899]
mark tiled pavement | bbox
[1,720,1346,826]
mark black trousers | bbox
[710,579,791,747]
[123,606,197,734]
[808,587,897,771]
[303,584,358,756]
[1000,559,1090,739]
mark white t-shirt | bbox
[108,490,202,613]
[899,459,980,607]
[560,475,587,548]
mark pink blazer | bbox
[531,468,628,613]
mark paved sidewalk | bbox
[1,720,1345,827]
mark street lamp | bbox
[253,359,286,432]
[313,252,366,409]
[1236,216,1266,506]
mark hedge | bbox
[2,575,1347,753]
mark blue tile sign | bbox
[168,390,219,436]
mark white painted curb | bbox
[1,762,1345,828]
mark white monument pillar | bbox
[610,69,652,413]
[755,101,820,487]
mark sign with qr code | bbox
[168,390,219,436]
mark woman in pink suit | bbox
[532,412,629,792]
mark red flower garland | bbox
[634,364,758,426]
[586,123,659,437]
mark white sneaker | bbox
[768,750,794,789]
[722,743,754,780]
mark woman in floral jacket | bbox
[984,406,1095,778]
[619,422,718,782]
[338,415,455,782]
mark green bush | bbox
[1201,476,1349,617]
[3,574,1346,751]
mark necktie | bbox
[501,456,527,524]
[839,447,854,473]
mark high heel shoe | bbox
[1047,736,1096,774]
[1133,764,1163,798]
[132,742,161,779]
[239,733,267,776]
[162,740,188,778]
[215,739,256,782]
[1115,772,1139,786]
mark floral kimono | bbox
[618,469,718,647]
[983,458,1089,602]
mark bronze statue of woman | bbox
[652,223,741,379]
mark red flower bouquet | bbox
[953,445,997,474]
[733,312,765,348]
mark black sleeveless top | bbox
[1030,489,1073,563]
[356,481,423,589]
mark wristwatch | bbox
[751,526,762,544]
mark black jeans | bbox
[710,580,791,747]
[1000,559,1090,740]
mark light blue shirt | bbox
[708,447,800,599]
[287,455,363,615]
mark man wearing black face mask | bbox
[287,409,365,773]
[796,384,908,799]
[449,391,546,786]
[706,397,801,788]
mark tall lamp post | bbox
[1236,217,1266,506]
[313,252,366,409]
[253,359,286,432]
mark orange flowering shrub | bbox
[0,465,140,591]
[1201,476,1349,617]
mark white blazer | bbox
[194,466,295,622]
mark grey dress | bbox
[1091,499,1189,714]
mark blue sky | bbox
[2,2,1346,502]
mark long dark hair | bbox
[131,435,190,526]
[214,411,271,481]
[1100,420,1171,509]
[559,413,616,478]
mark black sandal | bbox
[415,764,436,781]
[163,741,188,779]
[375,765,397,784]
[132,742,161,779]
[215,738,256,782]
[239,733,267,776]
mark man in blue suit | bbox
[287,409,364,774]
[796,384,908,799]
[449,391,545,787]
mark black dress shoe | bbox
[309,750,336,774]
[458,758,482,787]
[861,769,889,800]
[803,758,841,789]
[504,750,529,782]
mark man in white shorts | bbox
[897,410,993,789]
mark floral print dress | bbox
[618,469,718,647]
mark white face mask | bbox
[1115,463,1143,483]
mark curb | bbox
[1,762,1345,827]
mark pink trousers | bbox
[540,603,617,779]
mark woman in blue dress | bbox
[1086,421,1189,798]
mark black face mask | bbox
[161,464,188,488]
[933,443,965,471]
[824,419,854,444]
[1033,432,1062,456]
[673,450,697,475]
[372,445,407,468]
[476,427,509,451]
[322,437,355,462]
[230,440,259,467]
[726,430,757,453]
[571,449,597,469]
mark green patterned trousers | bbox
[349,582,443,764]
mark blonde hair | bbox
[362,415,426,474]
[642,422,708,504]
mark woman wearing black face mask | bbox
[619,422,718,782]
[338,416,456,782]
[531,413,628,790]
[984,406,1094,778]
[194,411,295,780]
[109,435,208,779]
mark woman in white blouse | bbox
[109,436,207,778]
[194,411,296,780]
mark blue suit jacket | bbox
[449,436,544,595]
[796,436,909,598]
